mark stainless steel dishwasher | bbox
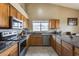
[42,34,50,46]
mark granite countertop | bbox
[0,41,18,53]
[52,34,79,48]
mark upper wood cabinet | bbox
[49,19,56,29]
[9,5,17,18]
[17,11,22,20]
[49,19,60,29]
[0,3,9,28]
[56,20,60,29]
[0,3,29,29]
[22,16,29,28]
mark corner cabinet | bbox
[0,4,9,28]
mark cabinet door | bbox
[56,39,61,55]
[56,20,60,29]
[74,47,79,56]
[49,20,56,29]
[49,19,60,29]
[23,16,29,28]
[50,36,56,51]
[30,37,43,46]
[17,11,22,20]
[62,41,73,56]
[50,36,53,46]
[29,35,43,46]
[10,5,17,17]
[0,3,9,28]
[26,39,29,49]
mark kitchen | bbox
[0,3,79,56]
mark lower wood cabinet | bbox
[51,36,56,51]
[0,43,18,56]
[61,41,73,56]
[51,35,79,56]
[56,38,61,55]
[29,34,43,46]
[26,37,30,49]
[74,47,79,56]
[52,38,56,50]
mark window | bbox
[32,21,48,31]
[33,22,40,31]
[41,22,48,31]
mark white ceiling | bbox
[55,3,79,10]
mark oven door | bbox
[19,40,26,56]
[0,41,6,50]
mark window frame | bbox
[32,21,49,31]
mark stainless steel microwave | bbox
[9,16,23,29]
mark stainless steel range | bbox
[0,30,18,51]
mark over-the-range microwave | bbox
[9,16,23,29]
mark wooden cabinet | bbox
[22,16,29,28]
[0,43,18,56]
[26,36,30,49]
[49,20,56,29]
[0,3,29,29]
[49,19,60,29]
[26,39,29,49]
[51,35,61,55]
[61,41,73,56]
[17,11,22,20]
[50,35,56,51]
[74,47,79,56]
[56,38,61,55]
[9,5,17,17]
[56,20,60,29]
[29,34,43,46]
[50,36,53,47]
[0,3,9,28]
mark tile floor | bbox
[26,46,58,56]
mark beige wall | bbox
[26,4,79,33]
